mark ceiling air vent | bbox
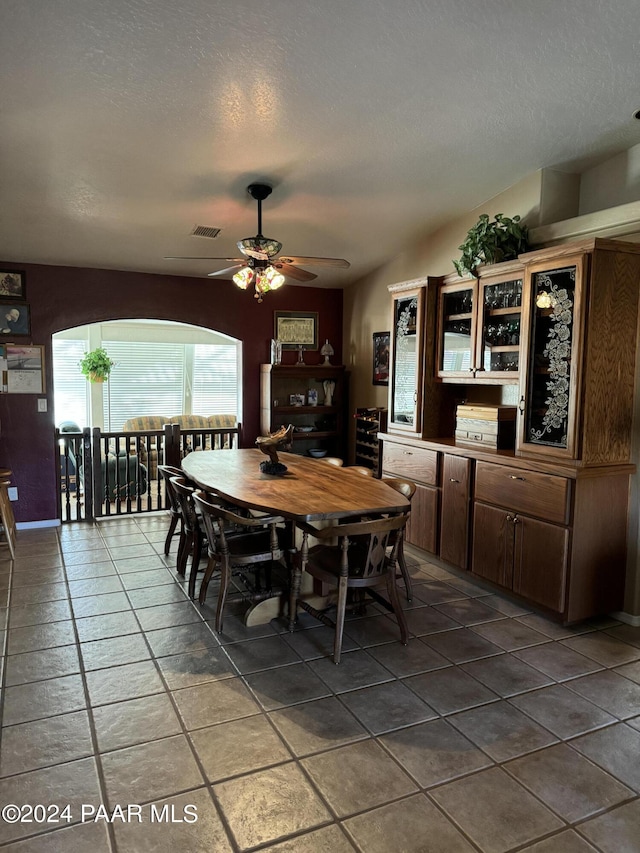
[190,225,221,239]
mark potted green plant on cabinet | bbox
[79,347,114,383]
[454,213,529,277]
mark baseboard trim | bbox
[16,519,61,530]
[610,610,640,627]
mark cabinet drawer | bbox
[382,443,439,485]
[475,461,569,524]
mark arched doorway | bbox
[52,319,242,521]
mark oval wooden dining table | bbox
[181,448,410,521]
[181,448,410,623]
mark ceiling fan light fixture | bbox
[237,236,282,258]
[233,266,254,289]
[252,265,286,302]
[264,265,285,290]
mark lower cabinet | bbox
[406,482,439,554]
[380,434,631,621]
[382,441,439,555]
[440,454,471,569]
[472,501,569,613]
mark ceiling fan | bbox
[165,183,350,301]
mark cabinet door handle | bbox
[402,451,413,456]
[509,475,525,481]
[506,514,513,523]
[513,515,520,524]
[518,395,525,414]
[449,478,459,483]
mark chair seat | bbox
[304,541,386,585]
[227,528,287,562]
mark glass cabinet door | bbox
[518,256,584,458]
[437,283,476,379]
[478,276,523,380]
[390,288,423,431]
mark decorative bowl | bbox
[308,449,328,458]
[296,426,314,432]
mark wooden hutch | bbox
[380,237,640,623]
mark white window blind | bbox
[191,344,239,415]
[52,339,90,428]
[102,340,186,430]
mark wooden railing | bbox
[56,423,241,522]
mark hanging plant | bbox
[453,213,529,278]
[79,347,115,383]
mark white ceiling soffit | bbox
[1,0,640,288]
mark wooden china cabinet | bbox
[381,238,640,622]
[437,261,524,383]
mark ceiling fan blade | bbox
[207,265,243,277]
[277,255,350,268]
[274,263,317,282]
[164,256,244,262]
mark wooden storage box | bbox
[455,404,516,449]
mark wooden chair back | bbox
[381,477,417,500]
[192,490,287,631]
[318,457,344,467]
[346,465,374,477]
[290,512,411,663]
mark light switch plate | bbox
[37,398,47,412]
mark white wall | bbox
[579,141,640,215]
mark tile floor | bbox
[1,516,640,852]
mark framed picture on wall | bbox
[274,311,318,349]
[0,270,25,299]
[6,344,45,394]
[0,302,30,337]
[372,331,390,385]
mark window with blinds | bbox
[191,344,239,415]
[52,324,241,430]
[52,339,91,428]
[102,340,186,430]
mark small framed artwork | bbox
[307,388,318,406]
[6,344,45,394]
[0,270,25,299]
[0,303,30,337]
[290,393,306,407]
[274,311,318,350]
[373,331,390,386]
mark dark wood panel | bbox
[471,502,512,587]
[405,482,439,554]
[513,515,568,614]
[581,249,640,465]
[440,454,471,569]
[567,472,629,621]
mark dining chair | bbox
[289,512,410,663]
[318,457,344,467]
[170,476,207,598]
[192,491,289,633]
[158,465,184,556]
[0,468,16,560]
[381,477,417,601]
[346,465,374,477]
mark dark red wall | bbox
[0,262,343,523]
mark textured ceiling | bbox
[2,0,640,288]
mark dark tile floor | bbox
[1,516,640,852]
